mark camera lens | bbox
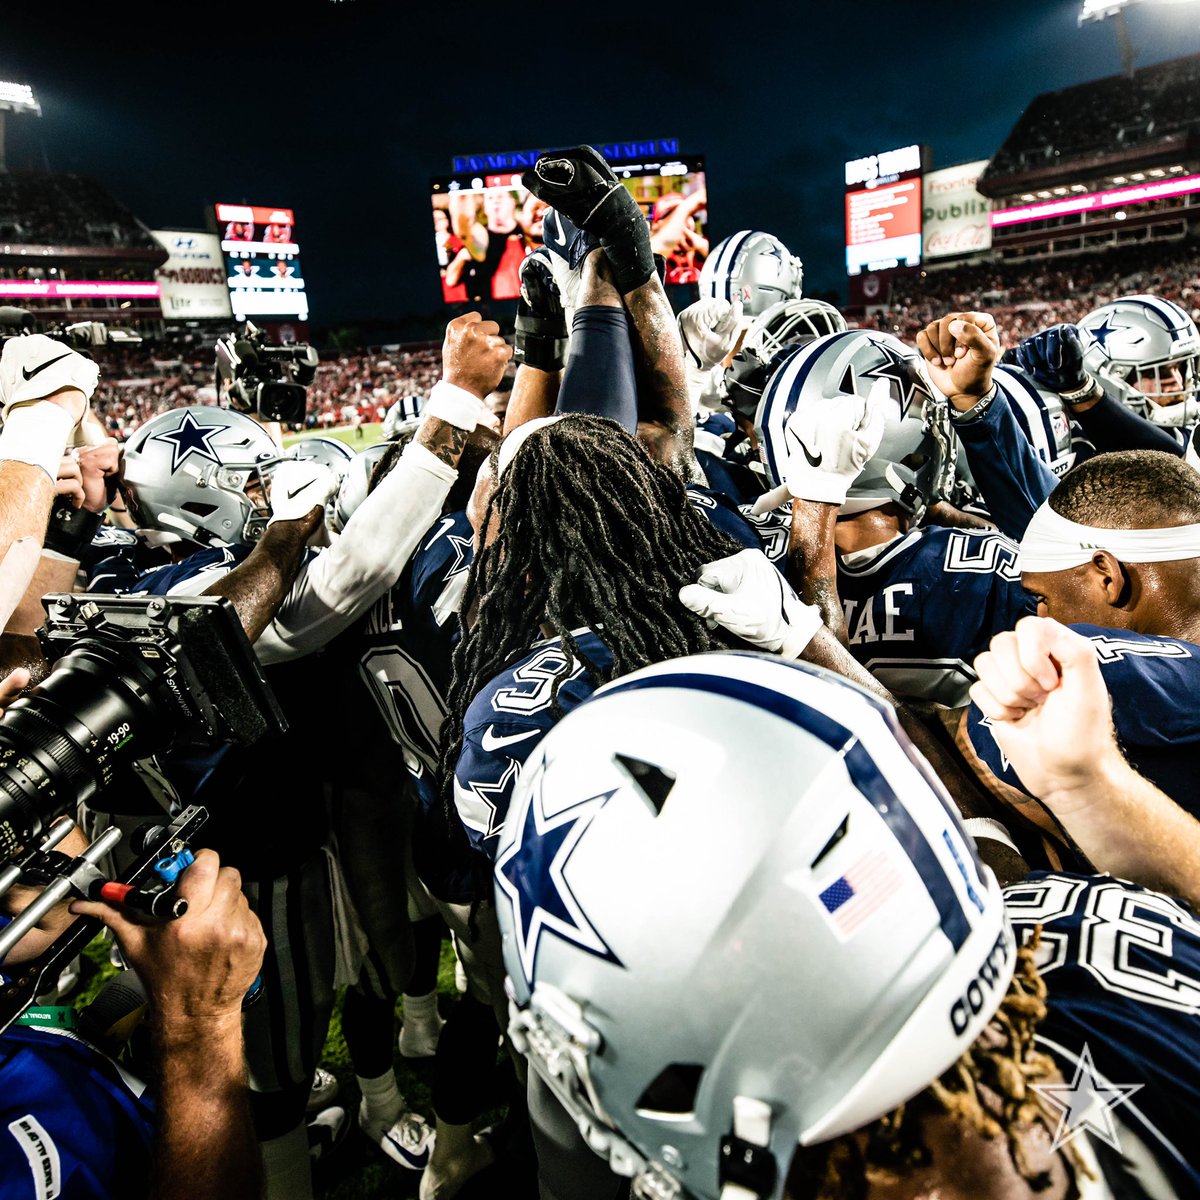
[0,642,179,856]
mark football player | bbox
[494,649,1200,1200]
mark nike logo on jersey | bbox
[480,725,541,753]
[21,352,71,380]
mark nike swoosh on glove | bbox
[267,460,338,525]
[678,298,745,370]
[678,547,822,660]
[0,334,100,419]
[757,391,887,511]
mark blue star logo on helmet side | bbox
[495,771,622,991]
[151,410,225,472]
[1085,314,1129,354]
[861,337,932,418]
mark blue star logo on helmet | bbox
[495,768,622,991]
[1085,313,1129,353]
[861,336,932,418]
[151,410,225,472]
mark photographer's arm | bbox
[72,851,265,1200]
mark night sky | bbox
[5,0,1200,333]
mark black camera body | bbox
[0,593,286,859]
[0,305,143,352]
[215,322,316,424]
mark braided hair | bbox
[436,413,743,814]
[786,933,1093,1198]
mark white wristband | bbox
[423,379,487,431]
[962,817,1019,855]
[0,401,75,480]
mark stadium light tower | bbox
[0,80,41,171]
[1079,0,1200,76]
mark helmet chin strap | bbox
[718,1096,777,1200]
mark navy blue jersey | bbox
[0,1025,154,1198]
[454,629,612,863]
[1004,872,1200,1196]
[967,624,1200,821]
[356,511,473,775]
[685,484,765,555]
[128,545,252,596]
[79,526,157,594]
[837,527,1036,707]
[694,412,766,508]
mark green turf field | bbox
[283,424,385,451]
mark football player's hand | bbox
[916,311,1001,412]
[0,334,99,422]
[679,548,822,659]
[1014,324,1091,397]
[970,616,1115,814]
[441,312,513,402]
[78,438,121,513]
[54,451,85,509]
[71,849,266,1032]
[766,392,886,510]
[266,459,337,527]
[678,298,744,370]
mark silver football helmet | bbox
[756,330,956,524]
[120,407,286,546]
[698,231,803,317]
[496,651,1013,1200]
[1077,294,1200,427]
[740,298,848,361]
[289,436,355,528]
[993,365,1076,479]
[331,441,392,533]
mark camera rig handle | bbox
[0,805,207,1036]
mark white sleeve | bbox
[255,439,458,663]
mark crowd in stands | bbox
[984,52,1200,180]
[0,171,160,249]
[862,235,1200,344]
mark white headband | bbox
[495,415,564,478]
[1017,501,1200,573]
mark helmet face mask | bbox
[754,330,956,525]
[1078,295,1200,426]
[496,653,1015,1200]
[741,299,849,362]
[698,232,804,318]
[119,407,287,547]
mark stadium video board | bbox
[430,154,707,303]
[215,203,308,322]
[845,144,924,276]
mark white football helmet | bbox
[756,330,956,524]
[698,232,803,317]
[992,365,1076,479]
[331,441,392,532]
[1077,295,1200,427]
[120,407,286,546]
[496,652,1013,1200]
[740,298,848,361]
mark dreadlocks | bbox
[786,933,1092,1199]
[436,412,743,814]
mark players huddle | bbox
[0,144,1198,1200]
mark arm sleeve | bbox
[952,391,1058,541]
[254,440,457,663]
[1071,388,1184,458]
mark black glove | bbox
[1014,324,1091,396]
[514,250,567,373]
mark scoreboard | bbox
[215,203,308,322]
[845,144,924,276]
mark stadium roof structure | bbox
[978,51,1200,196]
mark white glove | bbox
[777,391,887,507]
[678,548,822,660]
[0,334,100,419]
[267,460,338,525]
[678,298,744,370]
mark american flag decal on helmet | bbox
[818,850,903,939]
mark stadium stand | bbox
[0,171,160,249]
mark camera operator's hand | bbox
[440,312,513,403]
[54,451,86,509]
[71,849,266,1031]
[0,666,29,716]
[915,311,1001,412]
[78,438,121,513]
[0,334,99,423]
